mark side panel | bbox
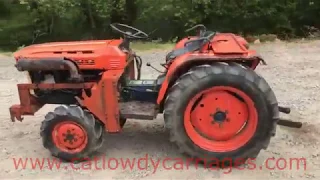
[78,70,124,133]
[65,46,128,70]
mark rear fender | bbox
[156,53,262,105]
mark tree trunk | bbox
[125,0,137,25]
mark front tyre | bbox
[163,63,279,167]
[40,105,104,162]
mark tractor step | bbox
[119,101,158,120]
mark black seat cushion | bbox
[166,38,206,62]
[165,32,216,62]
[166,47,191,62]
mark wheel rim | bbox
[52,121,88,153]
[184,86,258,152]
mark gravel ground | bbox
[0,40,320,179]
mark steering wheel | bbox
[110,23,149,39]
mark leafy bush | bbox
[0,0,319,50]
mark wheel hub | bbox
[52,121,87,152]
[190,89,249,141]
[64,130,77,144]
[211,110,227,123]
[184,86,258,152]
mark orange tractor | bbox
[9,24,298,165]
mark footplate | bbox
[119,101,158,120]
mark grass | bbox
[131,42,174,52]
[2,37,318,57]
[0,50,12,56]
[0,42,174,57]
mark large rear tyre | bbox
[164,63,279,167]
[40,105,104,162]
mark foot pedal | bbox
[119,101,158,120]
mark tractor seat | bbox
[166,32,216,62]
[166,38,207,62]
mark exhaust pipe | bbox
[15,57,83,82]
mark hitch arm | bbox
[279,106,291,114]
[277,119,302,128]
[276,106,302,128]
[9,83,94,122]
[9,85,44,122]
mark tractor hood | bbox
[13,39,123,60]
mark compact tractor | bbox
[9,23,299,166]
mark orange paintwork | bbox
[184,86,258,152]
[77,70,124,132]
[235,35,249,48]
[13,39,128,70]
[11,39,130,132]
[174,35,248,53]
[211,33,249,54]
[157,33,261,105]
[10,30,260,132]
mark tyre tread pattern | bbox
[164,62,279,165]
[40,105,104,162]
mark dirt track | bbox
[0,40,319,179]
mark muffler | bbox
[15,57,83,82]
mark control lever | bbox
[146,63,165,73]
